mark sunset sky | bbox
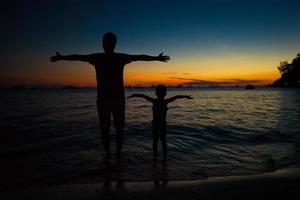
[1,0,300,87]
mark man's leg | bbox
[97,101,111,158]
[112,101,125,158]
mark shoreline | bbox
[2,167,300,200]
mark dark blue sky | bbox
[1,0,300,86]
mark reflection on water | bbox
[0,88,299,189]
[101,160,127,195]
[100,158,169,195]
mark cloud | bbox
[160,72,191,75]
[226,79,265,84]
[169,77,267,86]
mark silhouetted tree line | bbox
[272,53,300,87]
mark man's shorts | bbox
[96,99,125,130]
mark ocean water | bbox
[1,88,300,189]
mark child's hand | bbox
[127,95,135,99]
[50,52,62,62]
[186,95,193,99]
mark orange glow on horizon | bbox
[1,52,285,87]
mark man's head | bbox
[103,32,117,53]
[155,85,167,98]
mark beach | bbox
[2,168,300,200]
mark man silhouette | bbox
[50,32,170,160]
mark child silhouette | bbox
[128,85,193,159]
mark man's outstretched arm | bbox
[127,94,155,103]
[166,95,193,103]
[128,52,170,62]
[50,52,93,62]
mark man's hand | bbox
[158,52,170,62]
[50,52,62,62]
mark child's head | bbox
[155,85,167,98]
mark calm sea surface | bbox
[1,88,300,189]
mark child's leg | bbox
[152,124,159,157]
[160,125,167,158]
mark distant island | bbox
[272,53,300,87]
[245,84,255,90]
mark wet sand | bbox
[2,168,300,200]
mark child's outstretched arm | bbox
[166,95,193,103]
[127,94,155,103]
